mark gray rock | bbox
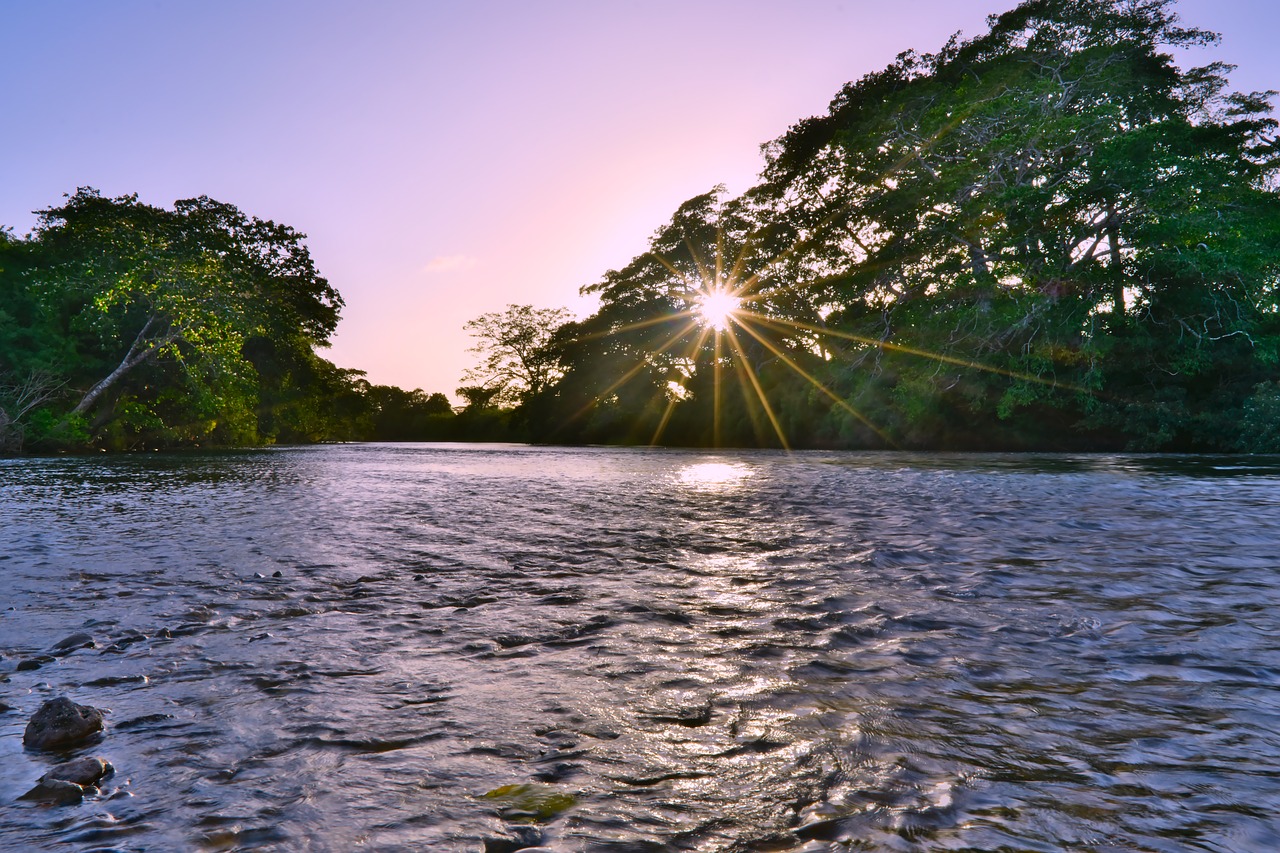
[19,778,84,805]
[16,656,54,672]
[40,756,112,787]
[23,697,105,750]
[18,756,113,804]
[51,633,96,654]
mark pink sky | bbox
[3,1,1276,398]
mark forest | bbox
[3,0,1279,453]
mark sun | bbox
[695,289,741,331]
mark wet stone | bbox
[23,697,106,751]
[16,656,55,672]
[482,825,544,852]
[19,778,85,805]
[51,632,96,654]
[40,756,113,788]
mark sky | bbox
[3,1,1278,398]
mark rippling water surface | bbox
[2,444,1279,852]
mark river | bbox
[1,444,1278,851]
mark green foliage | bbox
[2,189,457,453]
[521,0,1280,451]
[1238,382,1280,452]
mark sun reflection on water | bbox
[676,461,753,491]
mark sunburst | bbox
[556,210,1090,451]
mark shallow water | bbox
[1,444,1278,852]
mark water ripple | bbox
[1,446,1278,851]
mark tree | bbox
[751,0,1280,449]
[455,384,502,413]
[534,0,1280,450]
[26,189,344,446]
[461,304,573,407]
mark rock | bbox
[16,656,55,672]
[19,756,113,802]
[0,700,13,713]
[482,825,544,852]
[51,632,96,653]
[39,756,112,788]
[23,697,106,750]
[19,778,85,805]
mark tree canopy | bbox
[511,0,1280,451]
[0,190,462,451]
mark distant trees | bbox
[363,385,452,440]
[461,304,573,406]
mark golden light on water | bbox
[676,461,753,491]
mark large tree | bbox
[754,0,1280,448]
[539,0,1280,450]
[24,189,345,447]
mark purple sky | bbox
[3,1,1276,398]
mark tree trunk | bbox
[70,316,162,416]
[1107,206,1126,323]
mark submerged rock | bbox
[482,783,576,823]
[42,756,112,787]
[19,777,85,805]
[16,656,55,672]
[23,697,105,750]
[19,756,113,805]
[51,633,96,654]
[482,824,544,852]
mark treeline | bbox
[468,0,1280,452]
[8,0,1280,454]
[0,190,492,453]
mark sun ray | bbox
[558,318,703,430]
[723,230,756,295]
[684,237,714,293]
[650,324,712,446]
[572,310,698,343]
[715,227,724,289]
[751,313,1093,394]
[650,251,701,291]
[733,316,896,446]
[713,330,723,447]
[722,323,790,450]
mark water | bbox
[1,444,1278,852]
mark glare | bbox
[696,289,740,331]
[676,461,752,491]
